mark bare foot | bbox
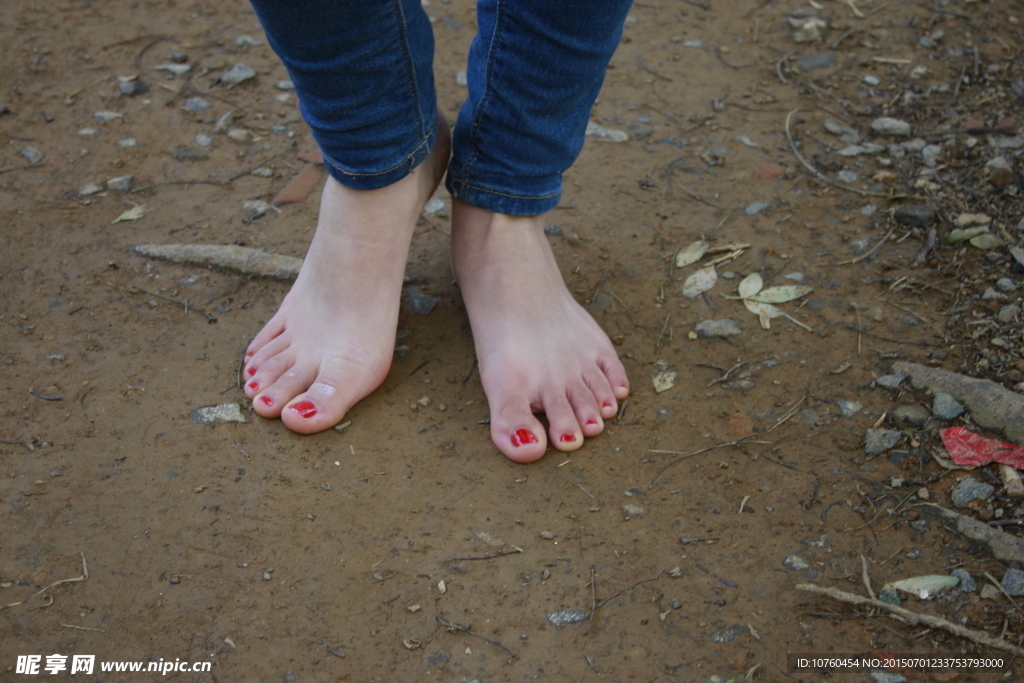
[243,122,450,433]
[450,201,630,462]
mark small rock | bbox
[861,204,877,216]
[909,520,928,532]
[106,175,133,192]
[213,111,235,133]
[932,393,964,420]
[894,204,935,228]
[94,111,123,122]
[836,401,862,418]
[195,134,213,147]
[921,144,942,167]
[234,34,261,48]
[683,39,703,48]
[405,288,438,315]
[869,672,907,683]
[951,569,977,593]
[981,584,1001,600]
[455,71,468,86]
[743,201,770,216]
[543,224,562,237]
[78,128,99,136]
[982,288,1006,301]
[875,374,905,390]
[251,167,274,177]
[1003,568,1024,597]
[694,319,742,339]
[170,50,188,63]
[79,182,103,196]
[546,610,584,628]
[183,97,211,112]
[709,624,746,644]
[782,272,804,282]
[1017,217,1024,232]
[226,128,250,143]
[786,12,828,43]
[171,146,208,162]
[539,530,555,540]
[154,63,191,76]
[864,428,902,456]
[192,403,248,424]
[783,554,809,571]
[585,121,628,142]
[863,74,880,86]
[951,477,995,509]
[997,304,1020,323]
[21,147,44,164]
[220,63,256,89]
[241,199,272,216]
[622,504,645,519]
[871,117,911,136]
[423,198,445,214]
[996,278,1016,293]
[275,80,295,91]
[118,80,148,97]
[834,169,858,184]
[118,138,139,150]
[798,52,838,71]
[626,122,651,141]
[986,156,1014,186]
[892,404,931,428]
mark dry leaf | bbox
[744,300,782,329]
[471,527,507,547]
[745,285,814,304]
[675,240,708,268]
[112,204,150,223]
[682,266,717,298]
[738,272,763,298]
[437,579,446,594]
[652,370,677,393]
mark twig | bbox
[61,624,107,632]
[648,435,760,487]
[655,314,671,350]
[232,444,251,459]
[695,562,738,588]
[860,555,876,600]
[0,163,43,176]
[785,110,893,198]
[677,185,725,210]
[2,554,89,610]
[578,483,596,499]
[29,388,62,402]
[446,548,523,562]
[436,617,519,660]
[583,567,597,635]
[983,571,1022,612]
[589,272,612,304]
[130,286,217,322]
[593,573,663,611]
[843,325,948,347]
[835,224,896,265]
[797,583,1024,656]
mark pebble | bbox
[863,74,880,86]
[694,319,742,339]
[275,79,294,91]
[423,198,446,214]
[893,204,935,227]
[909,520,928,532]
[405,288,438,315]
[836,170,858,184]
[154,63,191,76]
[195,134,213,147]
[921,144,942,167]
[226,128,250,143]
[543,224,562,237]
[951,477,995,508]
[183,97,211,112]
[951,568,977,594]
[869,672,907,683]
[455,71,467,86]
[539,530,555,539]
[172,146,209,162]
[836,400,862,418]
[860,204,877,216]
[118,80,148,97]
[169,576,180,584]
[546,610,584,628]
[192,403,248,424]
[864,429,902,456]
[982,288,1006,301]
[981,584,1001,600]
[220,63,257,89]
[79,182,103,196]
[997,304,1020,323]
[234,34,260,47]
[118,138,139,150]
[251,167,274,177]
[782,272,804,282]
[683,39,703,48]
[932,393,964,420]
[892,404,931,428]
[170,50,188,63]
[1018,217,1024,232]
[996,136,1024,150]
[1003,568,1024,597]
[743,201,770,216]
[94,111,123,122]
[106,175,133,192]
[213,111,235,133]
[78,128,99,136]
[622,504,645,519]
[871,117,911,136]
[242,199,272,216]
[875,374,905,390]
[987,156,1014,186]
[21,147,44,164]
[996,278,1016,293]
[709,625,746,644]
[783,554,809,571]
[585,121,628,142]
[798,52,838,71]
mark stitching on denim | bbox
[449,176,560,201]
[322,132,433,178]
[461,0,506,181]
[393,0,430,141]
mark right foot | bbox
[243,121,450,433]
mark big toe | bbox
[488,392,548,463]
[279,366,369,434]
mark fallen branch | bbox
[130,244,303,281]
[797,583,1024,657]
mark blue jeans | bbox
[249,0,633,215]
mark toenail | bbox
[245,351,254,357]
[602,401,613,408]
[260,395,273,407]
[586,418,598,426]
[247,367,257,376]
[559,434,577,443]
[511,429,538,447]
[290,400,317,418]
[248,381,259,391]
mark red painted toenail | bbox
[511,429,538,447]
[586,418,598,426]
[560,434,576,443]
[290,400,317,418]
[260,396,273,407]
[247,367,257,376]
[245,351,254,357]
[248,381,259,391]
[602,401,613,408]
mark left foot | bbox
[451,200,630,463]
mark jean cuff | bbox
[318,116,437,192]
[444,173,561,216]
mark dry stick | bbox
[583,566,598,635]
[446,548,523,562]
[130,286,216,322]
[0,163,43,176]
[648,435,760,487]
[843,325,949,347]
[876,297,948,340]
[655,314,671,350]
[860,555,876,600]
[436,617,519,660]
[797,583,1024,657]
[785,110,893,198]
[834,224,897,265]
[2,554,88,611]
[983,571,1022,612]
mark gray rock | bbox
[195,134,213,147]
[213,111,235,134]
[996,278,1016,293]
[921,144,942,167]
[783,554,809,571]
[709,624,746,644]
[860,204,877,217]
[783,272,804,282]
[798,52,838,71]
[806,298,826,312]
[183,97,211,112]
[799,410,821,427]
[864,429,902,456]
[275,79,295,91]
[932,392,964,420]
[894,204,936,228]
[94,111,123,122]
[951,568,977,593]
[836,170,858,183]
[21,147,44,164]
[405,288,438,315]
[909,520,928,532]
[626,122,652,141]
[743,201,770,216]
[837,400,862,418]
[585,121,628,142]
[234,34,260,47]
[904,138,927,153]
[889,143,906,158]
[1003,568,1024,597]
[951,477,995,509]
[869,672,907,683]
[106,175,133,192]
[875,374,906,390]
[982,288,1006,301]
[118,80,148,97]
[1018,216,1024,232]
[220,63,256,89]
[543,224,562,237]
[863,74,880,86]
[871,117,911,136]
[546,610,584,628]
[998,304,1020,323]
[154,63,191,76]
[79,182,103,196]
[622,504,645,518]
[192,403,248,424]
[996,136,1024,150]
[424,198,446,214]
[694,319,742,339]
[824,119,856,137]
[171,146,209,162]
[117,138,139,150]
[893,404,931,427]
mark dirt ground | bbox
[2,0,1024,681]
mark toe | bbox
[584,367,619,420]
[279,361,378,434]
[599,354,630,400]
[544,392,583,453]
[256,363,313,419]
[246,335,290,376]
[487,388,548,463]
[567,380,603,438]
[246,317,286,357]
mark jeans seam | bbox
[449,177,560,201]
[393,0,429,142]
[322,132,433,178]
[461,0,506,181]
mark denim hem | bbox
[445,175,561,216]
[320,125,436,192]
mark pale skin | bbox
[243,120,629,462]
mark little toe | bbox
[599,355,631,400]
[246,320,285,357]
[246,335,291,375]
[584,368,619,419]
[545,393,583,453]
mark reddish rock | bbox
[754,167,785,181]
[962,118,986,131]
[273,163,324,205]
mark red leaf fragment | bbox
[941,426,1024,469]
